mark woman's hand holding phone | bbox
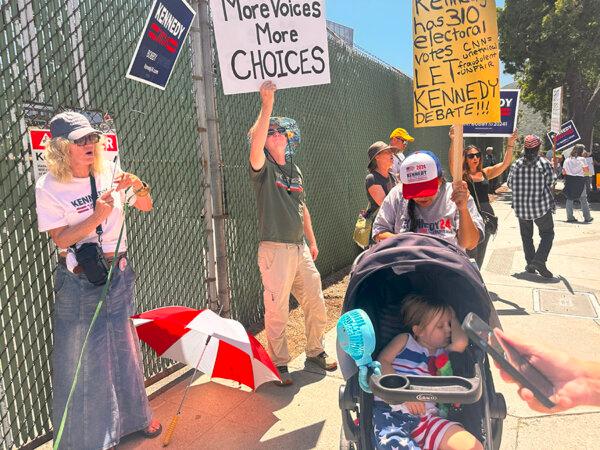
[494,329,600,413]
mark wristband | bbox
[134,181,151,197]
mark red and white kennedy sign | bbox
[28,129,120,180]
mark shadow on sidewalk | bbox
[511,271,561,284]
[119,368,327,449]
[488,291,529,316]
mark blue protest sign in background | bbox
[547,120,581,152]
[126,0,196,90]
[463,89,520,137]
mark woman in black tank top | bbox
[461,134,517,268]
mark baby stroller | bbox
[337,233,506,450]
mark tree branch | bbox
[583,77,600,118]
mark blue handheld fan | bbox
[337,309,381,393]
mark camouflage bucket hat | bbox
[270,116,301,160]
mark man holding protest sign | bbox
[248,81,336,386]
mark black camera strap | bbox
[89,174,103,244]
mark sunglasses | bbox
[73,134,100,146]
[267,127,286,136]
[466,153,481,159]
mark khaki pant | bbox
[257,241,327,366]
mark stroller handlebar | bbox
[369,362,483,405]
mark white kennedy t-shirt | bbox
[35,161,129,253]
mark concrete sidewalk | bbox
[119,190,600,450]
[119,328,345,450]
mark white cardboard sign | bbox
[209,0,331,95]
[551,86,563,134]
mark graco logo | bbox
[416,393,437,401]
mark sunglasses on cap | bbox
[73,134,100,146]
[466,152,481,159]
[267,127,287,136]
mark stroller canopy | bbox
[338,233,494,379]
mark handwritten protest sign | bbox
[412,0,500,127]
[209,0,330,95]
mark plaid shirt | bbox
[507,156,557,220]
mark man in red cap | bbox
[507,135,557,278]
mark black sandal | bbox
[141,422,162,438]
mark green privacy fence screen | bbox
[0,1,449,446]
[0,0,209,447]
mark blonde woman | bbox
[35,112,160,448]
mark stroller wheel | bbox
[340,426,358,450]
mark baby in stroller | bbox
[373,294,482,450]
[337,233,505,450]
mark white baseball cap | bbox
[399,151,442,199]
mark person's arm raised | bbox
[484,130,517,180]
[453,181,480,250]
[249,81,276,171]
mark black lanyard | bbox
[266,151,294,194]
[89,174,103,243]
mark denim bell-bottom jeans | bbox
[52,262,151,450]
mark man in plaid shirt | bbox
[507,135,557,278]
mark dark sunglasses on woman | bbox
[73,134,101,146]
[466,153,481,159]
[267,127,287,136]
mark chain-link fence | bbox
[1,2,451,447]
[215,35,450,325]
[0,0,210,447]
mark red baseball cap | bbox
[400,151,442,199]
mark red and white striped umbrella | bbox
[131,306,280,390]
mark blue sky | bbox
[325,0,514,87]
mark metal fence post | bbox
[189,0,219,313]
[197,0,232,318]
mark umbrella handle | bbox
[162,414,179,447]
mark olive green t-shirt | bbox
[249,159,305,244]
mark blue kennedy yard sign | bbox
[463,90,520,137]
[126,0,196,90]
[547,120,581,152]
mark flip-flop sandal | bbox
[141,422,162,438]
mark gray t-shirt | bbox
[249,159,305,244]
[372,182,484,249]
[390,152,405,178]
